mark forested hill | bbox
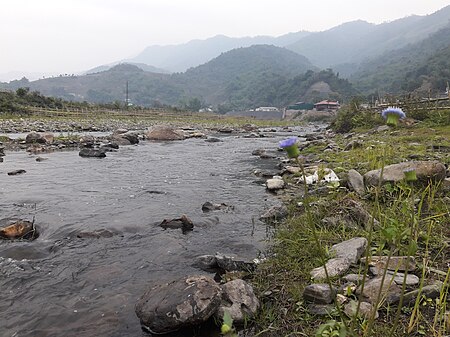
[1,45,356,109]
[351,24,450,95]
[175,45,317,107]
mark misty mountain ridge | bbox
[4,45,352,109]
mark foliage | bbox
[330,98,382,133]
[1,46,357,111]
[352,24,450,95]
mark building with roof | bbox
[314,100,340,111]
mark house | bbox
[314,100,340,111]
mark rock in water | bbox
[0,220,38,240]
[146,126,185,140]
[135,275,222,334]
[79,148,106,158]
[159,214,194,232]
[7,169,26,176]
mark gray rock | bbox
[159,214,194,232]
[356,276,402,304]
[201,202,234,212]
[303,284,337,304]
[192,255,218,271]
[135,275,222,334]
[193,253,256,273]
[364,161,447,187]
[215,253,256,273]
[79,148,106,158]
[76,229,116,239]
[120,131,139,144]
[310,258,352,280]
[306,304,335,316]
[387,271,420,286]
[343,274,366,284]
[344,300,378,319]
[330,237,368,263]
[400,282,443,306]
[146,126,185,140]
[266,177,285,191]
[215,279,259,324]
[259,204,288,222]
[347,169,366,196]
[252,148,266,156]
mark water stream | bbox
[0,129,311,337]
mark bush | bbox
[331,98,382,133]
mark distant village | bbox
[224,100,340,120]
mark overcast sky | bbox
[1,0,449,78]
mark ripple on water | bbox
[0,132,307,336]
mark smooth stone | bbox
[306,304,335,316]
[330,237,368,263]
[364,161,446,187]
[259,204,288,222]
[344,300,378,319]
[400,282,443,306]
[146,126,185,140]
[303,284,337,304]
[356,276,402,304]
[310,258,352,280]
[0,220,38,241]
[266,178,285,190]
[347,169,366,196]
[343,274,366,284]
[387,271,420,286]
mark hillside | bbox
[351,24,450,95]
[128,32,311,73]
[286,5,450,73]
[176,45,317,106]
[84,62,170,75]
[2,45,356,109]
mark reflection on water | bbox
[0,134,291,337]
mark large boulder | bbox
[364,161,446,187]
[146,126,185,141]
[135,275,222,334]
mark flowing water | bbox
[0,129,313,337]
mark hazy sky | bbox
[1,0,449,77]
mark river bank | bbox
[1,113,449,336]
[250,122,449,336]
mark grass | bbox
[250,122,449,337]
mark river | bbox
[0,129,312,337]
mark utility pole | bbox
[126,81,129,110]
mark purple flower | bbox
[279,137,298,148]
[279,137,300,158]
[381,107,406,127]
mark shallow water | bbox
[0,131,307,337]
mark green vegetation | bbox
[0,46,356,111]
[251,121,449,336]
[351,25,450,96]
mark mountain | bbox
[177,44,316,106]
[84,62,170,75]
[350,24,450,95]
[3,45,356,109]
[128,32,311,72]
[286,5,450,73]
